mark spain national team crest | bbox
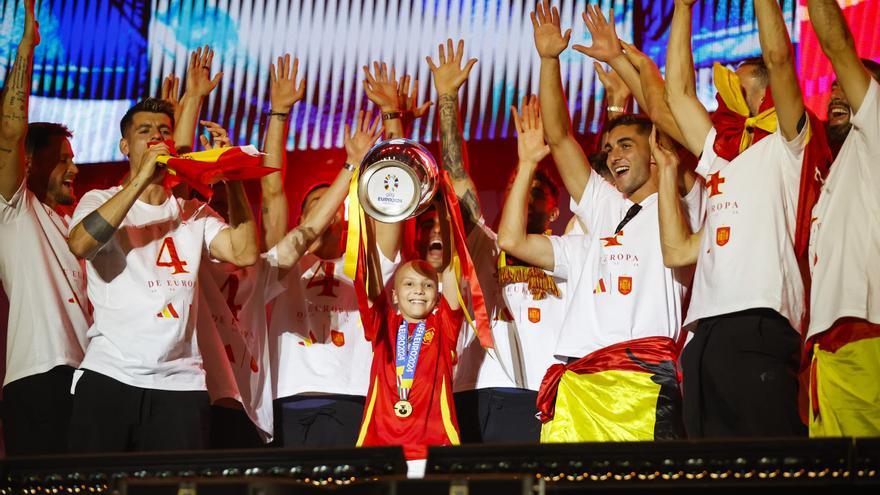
[528,307,541,323]
[331,330,345,347]
[716,226,731,246]
[618,276,633,295]
[423,328,435,344]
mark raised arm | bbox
[652,128,702,267]
[755,0,804,140]
[276,111,380,274]
[807,0,872,113]
[68,143,170,259]
[426,39,481,232]
[573,5,647,116]
[440,260,461,311]
[0,0,38,201]
[532,0,591,203]
[174,46,223,154]
[664,0,712,156]
[263,54,305,249]
[497,96,556,271]
[363,62,407,139]
[620,41,687,147]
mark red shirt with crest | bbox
[356,297,463,459]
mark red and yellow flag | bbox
[156,145,275,199]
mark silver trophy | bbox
[357,138,439,223]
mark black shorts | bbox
[273,394,365,447]
[68,370,211,453]
[210,404,264,449]
[454,387,541,443]
[2,365,75,456]
[681,308,806,438]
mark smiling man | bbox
[519,2,702,442]
[0,2,90,456]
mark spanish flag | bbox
[156,145,275,199]
[537,336,684,442]
[808,319,880,437]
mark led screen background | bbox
[1,0,877,164]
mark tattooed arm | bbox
[0,0,38,201]
[427,39,480,232]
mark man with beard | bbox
[804,0,880,437]
[425,38,568,444]
[0,2,90,455]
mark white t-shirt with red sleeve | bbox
[0,180,90,386]
[70,186,228,391]
[685,124,808,332]
[808,78,880,340]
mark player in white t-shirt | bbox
[663,0,810,437]
[803,0,880,437]
[0,5,90,455]
[268,61,411,447]
[423,40,567,443]
[65,97,261,453]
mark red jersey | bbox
[356,297,463,459]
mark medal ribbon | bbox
[395,320,427,402]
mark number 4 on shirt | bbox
[155,237,190,274]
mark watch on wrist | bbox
[606,105,626,113]
[343,162,357,172]
[382,111,403,121]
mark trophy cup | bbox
[357,138,439,223]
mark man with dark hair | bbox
[804,0,880,437]
[0,2,90,455]
[663,0,815,437]
[65,76,260,450]
[825,59,880,154]
[517,1,701,442]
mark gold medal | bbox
[394,400,413,418]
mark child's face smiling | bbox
[393,264,439,321]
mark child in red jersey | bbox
[355,259,463,460]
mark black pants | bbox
[454,388,541,443]
[210,404,264,449]
[273,394,365,447]
[2,365,75,456]
[68,370,211,453]
[681,308,806,438]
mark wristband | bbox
[343,162,358,172]
[606,105,625,113]
[268,110,290,118]
[382,111,403,121]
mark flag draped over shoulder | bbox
[710,63,832,261]
[537,336,683,443]
[156,145,275,199]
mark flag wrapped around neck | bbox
[710,62,777,160]
[709,62,831,260]
[344,169,493,349]
[156,145,275,199]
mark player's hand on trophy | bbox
[344,110,382,166]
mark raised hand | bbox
[363,62,401,112]
[160,74,182,122]
[620,40,651,71]
[511,95,550,166]
[344,110,382,166]
[649,127,679,172]
[398,74,432,120]
[186,45,223,99]
[594,62,630,105]
[198,120,232,150]
[270,54,306,113]
[678,0,699,6]
[426,39,478,96]
[531,0,572,59]
[573,5,623,62]
[21,0,40,48]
